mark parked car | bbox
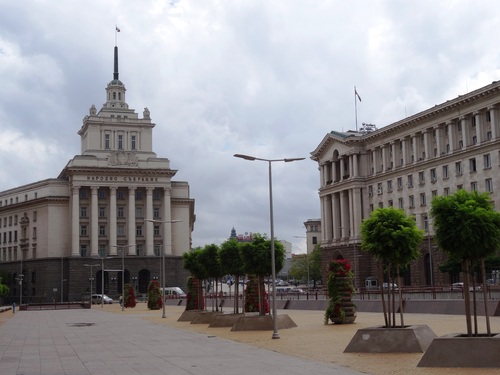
[91,294,113,304]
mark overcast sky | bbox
[1,1,500,253]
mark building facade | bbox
[311,80,500,288]
[0,46,194,303]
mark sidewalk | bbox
[0,306,362,375]
[1,304,499,374]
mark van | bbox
[161,287,187,299]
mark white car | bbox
[91,294,113,304]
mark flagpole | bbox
[354,86,358,132]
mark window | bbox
[80,245,88,257]
[398,197,404,209]
[455,161,463,175]
[387,180,393,192]
[131,135,137,150]
[99,207,106,218]
[118,134,123,150]
[136,225,143,236]
[409,195,415,208]
[99,225,106,236]
[153,207,160,219]
[80,207,88,218]
[443,165,449,179]
[154,225,160,236]
[471,181,477,191]
[98,190,106,199]
[419,171,425,185]
[420,193,426,206]
[397,177,403,190]
[117,206,125,218]
[407,174,414,188]
[484,154,491,169]
[135,207,143,218]
[105,134,110,149]
[486,178,493,193]
[430,168,437,182]
[469,158,477,172]
[80,225,88,236]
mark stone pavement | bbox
[0,307,362,375]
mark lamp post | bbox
[145,219,182,318]
[234,153,305,339]
[83,263,100,307]
[111,244,135,311]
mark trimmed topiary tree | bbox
[147,279,163,310]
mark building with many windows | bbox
[0,46,195,303]
[311,80,500,288]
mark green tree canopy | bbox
[430,189,500,261]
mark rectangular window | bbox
[105,134,110,149]
[419,171,425,185]
[420,193,426,206]
[471,181,477,191]
[443,165,449,179]
[469,158,477,172]
[486,178,493,193]
[484,154,491,169]
[455,161,463,175]
[135,207,143,218]
[80,207,88,218]
[407,174,414,188]
[118,134,123,150]
[80,245,88,257]
[131,135,136,150]
[409,195,415,208]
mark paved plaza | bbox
[1,304,500,374]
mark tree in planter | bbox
[361,207,424,327]
[183,248,208,311]
[147,279,163,310]
[240,233,285,316]
[219,238,245,314]
[324,259,356,324]
[123,283,137,308]
[431,190,500,336]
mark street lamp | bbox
[83,263,100,307]
[111,244,135,311]
[234,153,305,339]
[145,218,182,318]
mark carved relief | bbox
[108,151,139,167]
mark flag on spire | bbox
[355,87,362,102]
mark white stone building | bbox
[0,46,195,303]
[311,80,500,287]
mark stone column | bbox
[128,187,136,255]
[90,186,99,257]
[71,186,80,256]
[163,187,173,255]
[146,187,154,256]
[109,187,117,255]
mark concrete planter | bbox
[418,333,500,368]
[344,325,437,353]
